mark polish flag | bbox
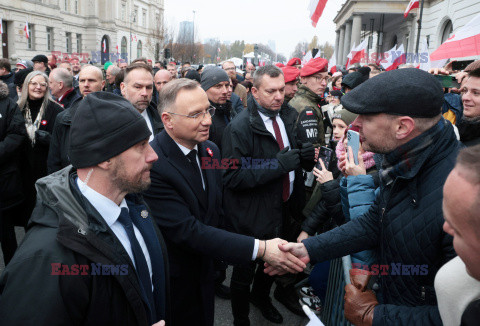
[116,45,119,54]
[309,0,328,27]
[328,49,337,74]
[386,44,406,71]
[131,34,133,42]
[302,50,313,65]
[134,35,137,42]
[346,39,368,67]
[24,21,29,39]
[404,0,419,18]
[102,39,106,53]
[430,13,480,61]
[380,45,397,70]
[0,19,3,35]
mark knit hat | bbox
[14,67,33,87]
[185,69,201,83]
[104,61,113,70]
[31,54,48,64]
[16,60,34,69]
[332,108,358,126]
[200,67,229,91]
[69,92,151,168]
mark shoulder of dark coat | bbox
[0,80,9,99]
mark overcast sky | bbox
[163,0,344,59]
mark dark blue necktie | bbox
[187,149,205,191]
[117,207,156,322]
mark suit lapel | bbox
[158,132,208,210]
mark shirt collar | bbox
[140,109,149,119]
[76,177,128,228]
[257,110,278,123]
[175,141,199,156]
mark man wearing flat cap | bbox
[32,54,50,75]
[0,92,170,326]
[275,68,460,325]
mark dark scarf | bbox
[380,118,446,186]
[254,98,279,118]
[457,116,480,144]
[209,100,232,124]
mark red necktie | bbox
[271,116,290,202]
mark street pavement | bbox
[1,228,310,325]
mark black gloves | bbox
[35,130,51,146]
[276,146,300,173]
[298,142,315,162]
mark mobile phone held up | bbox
[347,130,360,165]
[315,146,334,170]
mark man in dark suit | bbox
[142,79,307,326]
[121,63,163,141]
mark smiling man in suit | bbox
[142,79,307,326]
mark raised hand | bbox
[345,145,366,176]
[259,238,307,276]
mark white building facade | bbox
[334,0,480,65]
[0,0,164,64]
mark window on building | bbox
[142,9,147,27]
[76,33,82,52]
[66,32,72,53]
[121,36,127,60]
[134,6,138,25]
[137,40,142,58]
[27,24,34,50]
[46,27,53,51]
[74,0,78,14]
[121,2,126,21]
[441,20,453,44]
[64,0,68,11]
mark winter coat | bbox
[0,167,171,325]
[288,84,326,147]
[457,117,480,147]
[208,100,237,152]
[47,96,82,174]
[57,87,81,110]
[222,98,309,238]
[0,81,26,210]
[340,174,379,266]
[303,119,460,325]
[230,93,244,114]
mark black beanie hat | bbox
[14,67,33,87]
[201,67,229,91]
[69,92,151,168]
[185,69,201,83]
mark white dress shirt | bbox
[258,111,295,197]
[141,109,154,142]
[173,141,259,260]
[76,177,153,283]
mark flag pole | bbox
[415,0,425,55]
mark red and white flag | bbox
[346,39,368,67]
[380,45,397,70]
[116,45,119,54]
[309,0,328,27]
[328,49,337,74]
[0,19,3,35]
[131,34,134,42]
[134,35,137,42]
[24,21,29,39]
[404,0,419,18]
[302,50,313,65]
[430,13,480,61]
[386,44,406,71]
[102,39,106,53]
[217,47,221,53]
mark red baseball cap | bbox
[300,58,328,77]
[287,57,301,66]
[281,66,300,83]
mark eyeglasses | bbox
[29,81,48,88]
[167,106,216,120]
[224,67,236,71]
[311,75,329,83]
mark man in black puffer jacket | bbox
[275,69,460,326]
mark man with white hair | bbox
[49,68,81,109]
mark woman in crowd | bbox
[17,71,63,225]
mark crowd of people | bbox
[0,50,479,326]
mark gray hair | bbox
[253,65,283,88]
[17,71,53,113]
[110,66,121,77]
[157,78,200,114]
[51,68,73,88]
